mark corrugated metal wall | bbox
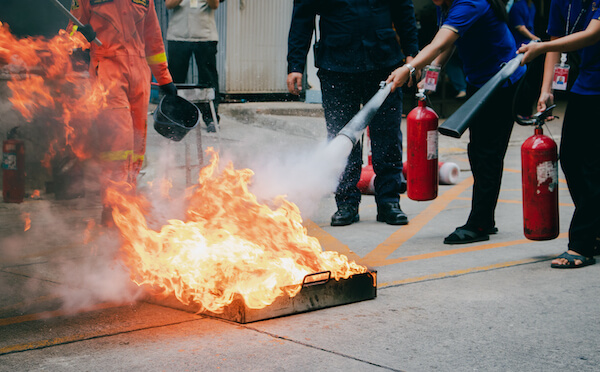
[157,0,294,95]
[216,0,293,94]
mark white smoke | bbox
[245,136,353,218]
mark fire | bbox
[21,212,31,232]
[0,22,109,165]
[107,148,367,313]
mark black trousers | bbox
[560,93,600,256]
[318,69,404,208]
[464,80,519,230]
[167,40,220,125]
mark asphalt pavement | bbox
[1,97,599,372]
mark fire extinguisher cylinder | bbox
[521,124,559,240]
[2,139,26,203]
[406,92,439,201]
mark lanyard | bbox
[565,0,592,35]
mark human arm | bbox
[514,25,540,43]
[286,0,317,95]
[535,36,560,113]
[165,0,182,10]
[146,0,174,86]
[509,1,539,44]
[390,0,420,61]
[519,19,600,64]
[386,27,459,92]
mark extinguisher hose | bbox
[511,64,535,126]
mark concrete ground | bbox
[1,97,599,372]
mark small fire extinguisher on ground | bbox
[406,89,439,201]
[518,106,559,240]
[2,127,25,203]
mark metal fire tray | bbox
[148,270,377,323]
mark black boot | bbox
[331,205,359,226]
[376,202,408,225]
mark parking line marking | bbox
[370,233,567,267]
[0,302,120,327]
[377,257,553,288]
[304,219,362,263]
[362,177,473,265]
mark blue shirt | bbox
[440,0,526,87]
[509,0,536,47]
[548,0,600,95]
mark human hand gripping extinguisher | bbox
[2,127,25,203]
[406,89,439,201]
[518,106,559,240]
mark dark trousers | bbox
[464,81,519,230]
[560,93,600,256]
[168,40,220,125]
[318,69,404,208]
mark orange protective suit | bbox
[69,0,172,224]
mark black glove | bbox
[159,82,178,96]
[79,24,96,43]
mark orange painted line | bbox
[0,334,94,355]
[455,196,574,207]
[378,257,553,288]
[0,302,121,327]
[304,219,362,264]
[371,232,568,267]
[361,177,474,266]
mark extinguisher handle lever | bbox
[516,104,557,126]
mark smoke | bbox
[0,199,143,316]
[51,231,144,314]
[245,136,354,218]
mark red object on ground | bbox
[357,128,376,195]
[357,164,375,195]
[2,139,25,203]
[521,126,559,240]
[406,98,438,201]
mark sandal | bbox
[550,251,596,269]
[444,226,490,245]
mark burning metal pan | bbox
[146,270,377,324]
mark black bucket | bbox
[153,95,200,141]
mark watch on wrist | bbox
[403,63,416,75]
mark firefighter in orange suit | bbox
[68,0,177,226]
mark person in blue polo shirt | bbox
[387,0,526,244]
[509,0,540,47]
[518,0,600,268]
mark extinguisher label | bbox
[537,161,558,191]
[2,153,17,170]
[427,130,438,160]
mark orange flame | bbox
[22,212,31,232]
[30,190,40,199]
[0,22,109,164]
[107,149,367,313]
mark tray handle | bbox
[302,271,331,287]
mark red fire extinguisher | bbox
[2,127,25,203]
[406,90,438,201]
[519,107,559,240]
